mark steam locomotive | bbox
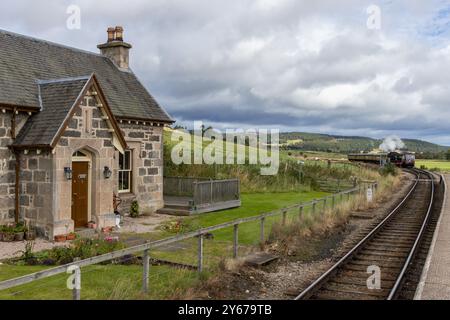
[348,151,415,168]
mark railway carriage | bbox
[348,151,415,168]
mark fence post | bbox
[260,217,265,245]
[142,249,150,294]
[323,198,327,210]
[72,268,81,301]
[312,201,316,215]
[210,179,214,204]
[299,206,304,220]
[233,224,239,258]
[198,234,204,273]
[332,195,335,210]
[282,210,287,226]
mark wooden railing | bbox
[193,179,240,206]
[163,177,210,197]
[164,177,241,207]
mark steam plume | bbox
[379,135,405,152]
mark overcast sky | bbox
[1,0,450,145]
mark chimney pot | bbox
[115,26,124,41]
[107,27,115,42]
[98,26,132,70]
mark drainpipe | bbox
[14,149,20,224]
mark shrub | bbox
[130,201,140,218]
[379,163,397,176]
[10,238,126,266]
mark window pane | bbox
[122,172,130,191]
[119,152,124,170]
[125,151,131,170]
[119,171,124,191]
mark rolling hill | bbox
[280,132,448,154]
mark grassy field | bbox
[0,264,200,300]
[164,128,380,193]
[0,190,329,300]
[416,160,450,172]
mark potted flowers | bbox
[54,234,67,242]
[1,225,15,242]
[87,220,97,229]
[66,232,77,241]
[14,223,27,241]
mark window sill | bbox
[118,192,135,198]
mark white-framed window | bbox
[119,150,132,193]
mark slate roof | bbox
[0,29,173,122]
[13,77,91,147]
[13,74,128,149]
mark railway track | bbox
[296,169,437,300]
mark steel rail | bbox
[295,169,423,300]
[387,169,435,300]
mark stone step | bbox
[75,228,98,239]
[157,208,192,216]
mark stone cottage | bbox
[0,27,174,239]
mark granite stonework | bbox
[17,150,54,238]
[118,123,164,215]
[0,112,28,223]
[50,90,118,237]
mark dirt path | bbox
[191,172,415,300]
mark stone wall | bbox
[0,111,29,224]
[51,90,118,236]
[18,150,54,238]
[119,123,164,215]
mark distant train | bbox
[348,151,415,168]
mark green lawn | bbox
[0,190,329,300]
[0,264,199,300]
[416,160,450,172]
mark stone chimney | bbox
[98,26,132,70]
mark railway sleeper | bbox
[320,282,388,298]
[312,290,381,300]
[328,276,396,290]
[358,249,410,258]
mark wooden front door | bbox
[72,162,89,228]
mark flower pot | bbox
[102,227,113,234]
[25,231,36,241]
[14,232,25,242]
[87,222,97,229]
[2,233,15,242]
[66,233,76,241]
[54,235,67,243]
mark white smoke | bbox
[379,135,405,152]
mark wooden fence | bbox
[163,177,210,197]
[193,179,240,206]
[164,177,240,207]
[0,183,376,300]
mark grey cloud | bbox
[1,0,450,144]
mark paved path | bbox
[416,174,450,300]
